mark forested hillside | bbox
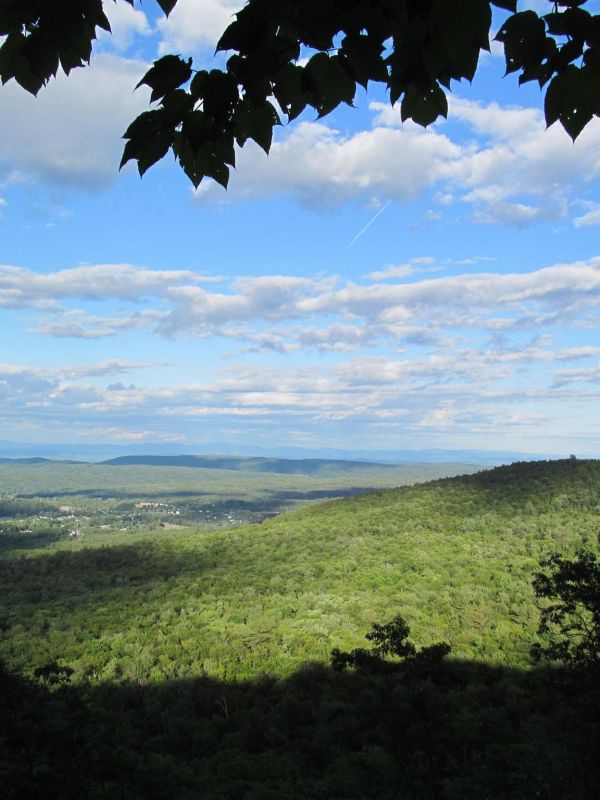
[1,458,598,680]
[1,459,599,799]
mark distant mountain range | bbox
[0,438,573,465]
[99,454,395,473]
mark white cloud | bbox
[195,120,461,207]
[365,264,414,280]
[447,98,540,141]
[574,207,600,228]
[297,324,379,352]
[0,350,590,449]
[102,1,152,51]
[73,426,184,443]
[2,330,599,451]
[364,257,435,281]
[2,56,596,228]
[0,54,150,190]
[364,264,414,281]
[192,97,600,227]
[7,257,600,350]
[472,201,564,226]
[156,274,337,336]
[35,309,164,339]
[553,363,600,386]
[304,259,600,326]
[0,263,210,309]
[157,0,240,54]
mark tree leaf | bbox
[401,83,448,127]
[0,32,26,85]
[136,131,173,177]
[302,52,356,117]
[122,110,167,143]
[273,63,307,119]
[496,10,547,75]
[544,65,600,140]
[137,55,192,103]
[155,0,178,17]
[234,97,279,153]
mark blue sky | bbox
[1,0,600,456]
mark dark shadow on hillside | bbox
[17,488,214,500]
[0,530,64,552]
[17,486,376,503]
[2,658,599,800]
[0,541,217,607]
[268,487,378,501]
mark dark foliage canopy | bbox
[1,1,599,188]
[331,614,451,672]
[531,548,600,666]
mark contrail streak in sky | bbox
[347,200,391,248]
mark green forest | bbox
[1,458,599,798]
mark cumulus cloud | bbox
[574,206,600,228]
[365,257,437,281]
[7,257,600,349]
[101,1,152,51]
[157,0,240,54]
[2,52,596,226]
[36,309,165,339]
[192,97,600,227]
[156,274,337,337]
[0,263,210,309]
[195,120,461,208]
[0,54,150,190]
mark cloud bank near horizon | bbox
[1,255,599,453]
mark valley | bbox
[1,457,599,799]
[0,457,480,544]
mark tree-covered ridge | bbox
[1,458,598,684]
[99,454,398,473]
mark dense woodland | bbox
[1,458,599,798]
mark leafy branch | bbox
[1,1,599,188]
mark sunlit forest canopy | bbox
[2,458,598,682]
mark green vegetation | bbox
[2,458,599,798]
[0,458,480,537]
[1,458,598,682]
[532,548,600,665]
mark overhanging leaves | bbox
[2,0,599,188]
[136,55,193,104]
[545,65,600,140]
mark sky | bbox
[1,0,600,457]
